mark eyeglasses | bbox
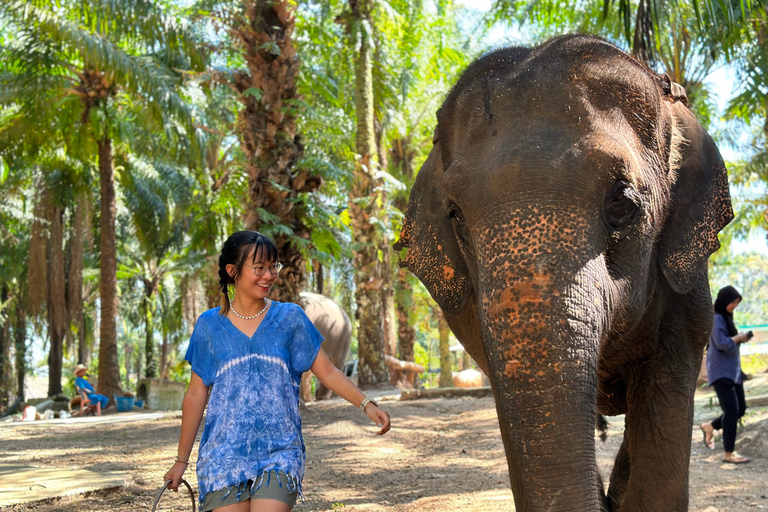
[243,262,283,276]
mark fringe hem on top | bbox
[199,469,303,508]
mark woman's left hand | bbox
[366,404,391,435]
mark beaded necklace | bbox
[229,298,270,320]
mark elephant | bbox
[394,35,733,512]
[298,292,352,401]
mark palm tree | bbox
[0,168,31,405]
[216,0,321,305]
[375,0,474,382]
[342,0,390,385]
[2,0,205,399]
[118,156,192,379]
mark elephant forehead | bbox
[439,47,666,176]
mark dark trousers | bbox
[711,377,747,453]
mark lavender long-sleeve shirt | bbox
[706,313,743,386]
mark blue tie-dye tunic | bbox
[185,301,324,506]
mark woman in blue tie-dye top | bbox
[164,231,391,512]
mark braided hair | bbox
[218,231,278,315]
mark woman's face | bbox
[726,298,741,313]
[230,247,279,299]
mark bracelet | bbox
[175,456,190,465]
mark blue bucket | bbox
[114,396,135,412]
[134,400,145,409]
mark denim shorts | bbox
[200,470,298,511]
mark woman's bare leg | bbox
[213,500,250,512]
[250,499,292,512]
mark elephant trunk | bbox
[476,218,607,511]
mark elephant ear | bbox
[393,141,472,314]
[657,101,734,294]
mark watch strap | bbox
[359,396,378,412]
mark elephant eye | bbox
[448,205,465,224]
[605,181,639,229]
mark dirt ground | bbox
[1,382,767,512]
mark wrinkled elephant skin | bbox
[299,292,352,401]
[394,35,733,512]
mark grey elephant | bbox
[299,292,352,401]
[394,35,733,512]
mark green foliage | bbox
[742,354,768,375]
[709,251,768,327]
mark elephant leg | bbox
[315,382,333,400]
[614,365,697,511]
[606,430,631,511]
[300,371,313,403]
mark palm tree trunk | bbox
[0,285,9,403]
[382,249,397,357]
[47,204,67,397]
[396,270,416,350]
[28,185,49,317]
[375,117,397,359]
[160,331,170,379]
[349,0,388,385]
[97,136,122,400]
[69,191,86,363]
[632,0,655,64]
[232,0,318,305]
[14,300,27,402]
[392,137,417,385]
[143,283,157,379]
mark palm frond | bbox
[5,1,197,132]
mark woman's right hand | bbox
[163,462,188,491]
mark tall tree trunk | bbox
[395,270,416,356]
[14,300,27,402]
[314,261,324,296]
[391,136,417,384]
[143,282,157,379]
[47,205,67,397]
[28,185,49,317]
[181,274,200,335]
[436,308,453,388]
[0,285,9,405]
[203,259,221,311]
[374,116,397,359]
[97,137,122,400]
[231,0,319,305]
[125,346,132,387]
[390,269,417,388]
[462,350,472,370]
[160,331,170,379]
[348,0,388,386]
[632,0,655,64]
[382,249,397,357]
[69,190,87,363]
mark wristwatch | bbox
[359,396,378,412]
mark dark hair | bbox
[218,231,278,315]
[714,285,742,336]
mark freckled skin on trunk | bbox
[473,210,606,511]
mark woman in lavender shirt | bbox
[700,286,751,464]
[164,231,391,511]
